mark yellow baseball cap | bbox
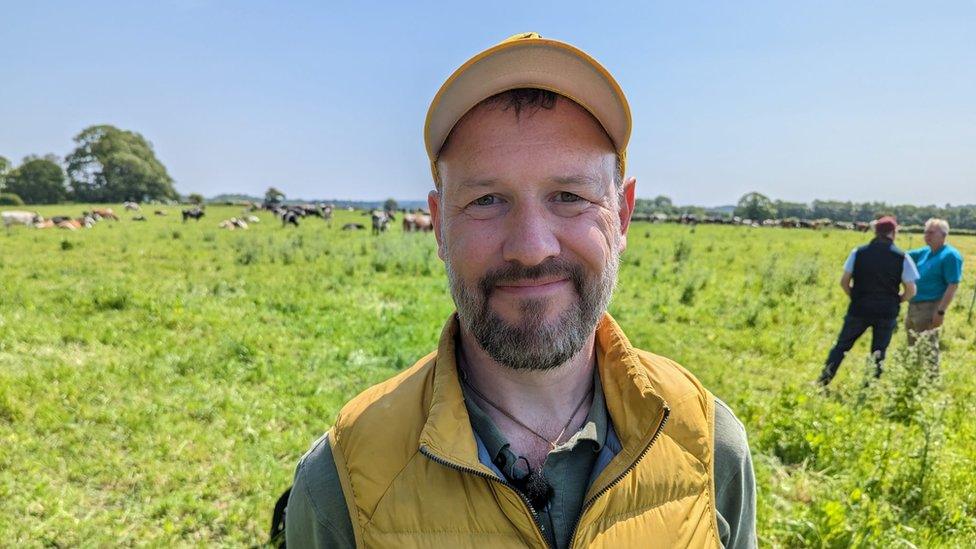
[424,32,632,183]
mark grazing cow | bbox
[321,205,333,222]
[371,210,395,235]
[412,214,433,232]
[402,213,416,232]
[123,201,141,211]
[154,210,168,216]
[2,210,44,230]
[245,215,260,224]
[78,215,96,228]
[282,210,301,227]
[299,204,323,217]
[92,208,119,221]
[342,223,365,231]
[219,217,249,230]
[57,219,82,230]
[182,208,205,222]
[132,215,147,221]
[278,206,305,218]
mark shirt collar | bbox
[418,312,669,477]
[459,357,610,471]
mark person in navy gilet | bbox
[817,216,919,386]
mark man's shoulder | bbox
[305,349,442,525]
[946,244,964,261]
[333,349,438,430]
[632,348,713,406]
[294,433,338,501]
[712,398,750,468]
[288,433,358,547]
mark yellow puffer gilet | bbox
[328,313,720,548]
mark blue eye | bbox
[472,195,497,206]
[556,192,582,202]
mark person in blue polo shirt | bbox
[906,218,964,370]
[817,216,919,386]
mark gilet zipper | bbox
[419,445,553,548]
[567,406,671,549]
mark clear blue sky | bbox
[1,1,973,206]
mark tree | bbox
[187,193,205,205]
[0,155,10,191]
[65,125,178,203]
[635,195,679,215]
[264,187,285,205]
[773,200,810,219]
[651,195,674,211]
[734,192,777,221]
[4,155,67,204]
[384,198,398,212]
[811,200,853,222]
[0,193,24,206]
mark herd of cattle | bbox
[639,213,877,231]
[2,208,120,230]
[4,204,885,234]
[1,202,437,236]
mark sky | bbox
[1,1,973,206]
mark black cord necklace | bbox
[461,374,591,450]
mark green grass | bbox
[2,205,974,546]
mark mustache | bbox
[478,258,584,298]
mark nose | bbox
[501,203,560,267]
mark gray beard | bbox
[445,251,618,371]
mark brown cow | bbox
[92,208,119,221]
[57,219,81,230]
[413,214,433,232]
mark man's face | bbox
[429,97,636,371]
[924,226,946,248]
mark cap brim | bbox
[424,38,631,163]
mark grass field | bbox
[2,205,974,546]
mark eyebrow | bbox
[456,178,500,189]
[454,174,604,190]
[550,174,604,189]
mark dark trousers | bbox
[819,315,897,384]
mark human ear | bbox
[617,176,637,252]
[428,190,446,261]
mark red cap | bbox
[874,216,897,235]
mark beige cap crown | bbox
[424,32,632,182]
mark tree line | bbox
[0,125,178,205]
[4,136,973,231]
[635,192,976,230]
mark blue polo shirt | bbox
[908,244,964,303]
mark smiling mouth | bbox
[494,277,570,296]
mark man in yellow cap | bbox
[285,33,756,548]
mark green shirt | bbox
[461,370,609,549]
[285,388,757,548]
